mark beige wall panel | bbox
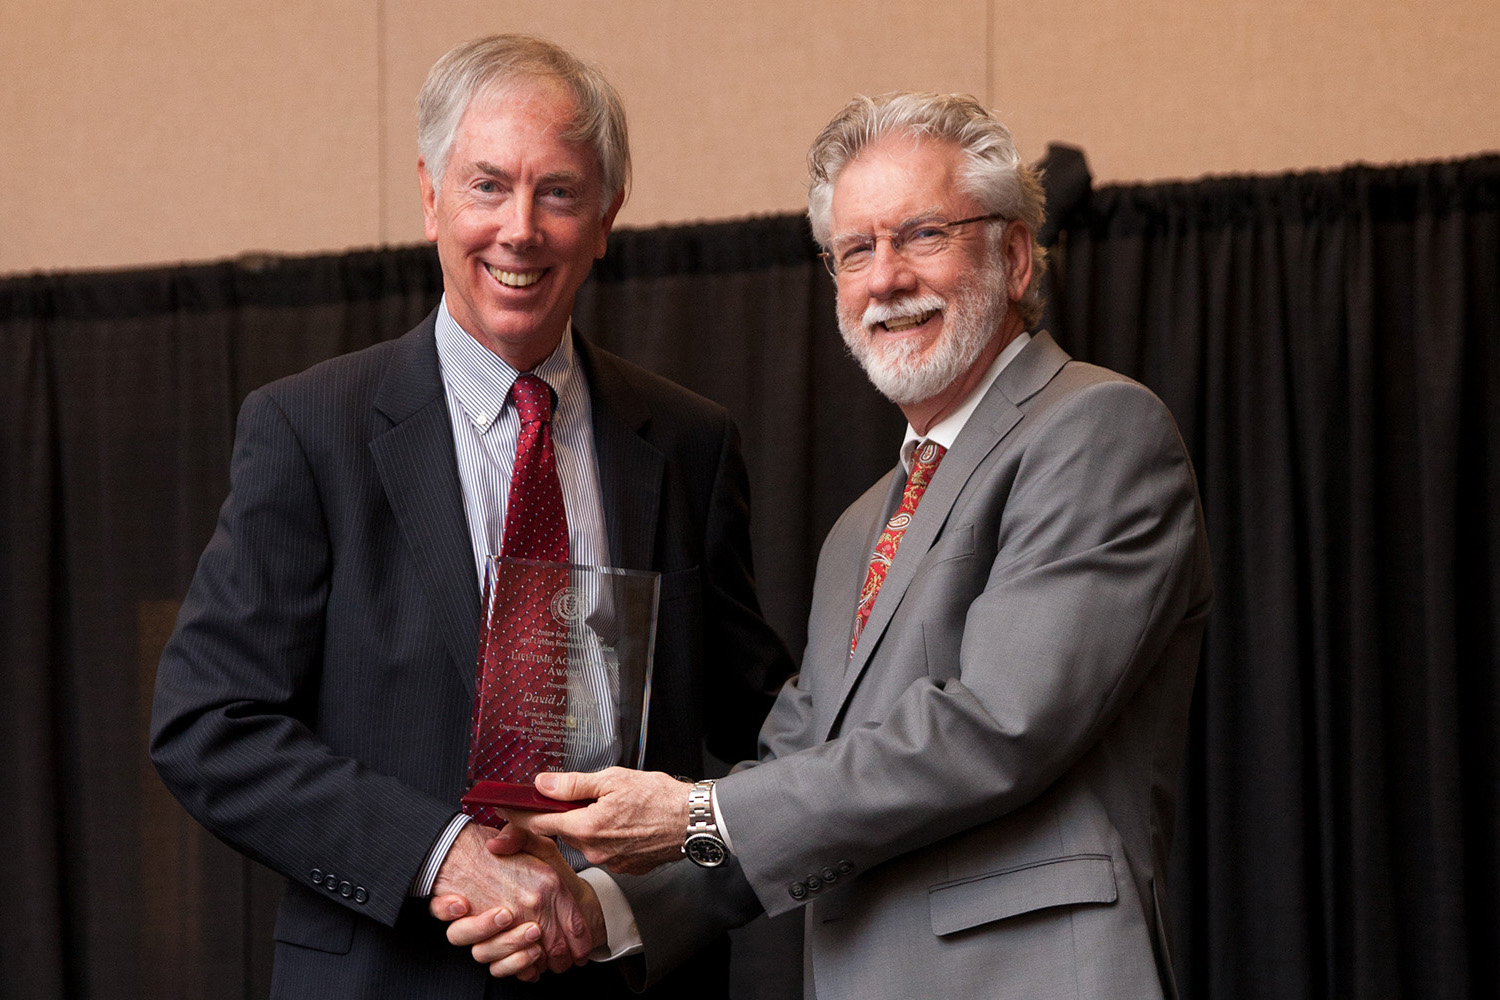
[990,0,1500,184]
[379,0,989,241]
[5,0,1497,274]
[0,0,379,273]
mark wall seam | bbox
[985,0,994,108]
[376,0,387,245]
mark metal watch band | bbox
[683,778,727,867]
[686,778,718,835]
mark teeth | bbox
[487,265,543,288]
[882,310,938,333]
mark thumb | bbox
[534,770,601,802]
[429,893,469,922]
[484,822,529,856]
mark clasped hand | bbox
[428,769,690,982]
[427,822,603,981]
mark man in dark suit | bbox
[476,93,1212,999]
[149,34,791,998]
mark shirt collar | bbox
[900,331,1030,472]
[434,295,578,431]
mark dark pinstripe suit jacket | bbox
[150,311,792,998]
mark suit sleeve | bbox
[717,379,1213,916]
[149,388,457,928]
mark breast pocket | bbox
[917,522,978,572]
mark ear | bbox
[595,188,626,259]
[1002,221,1035,303]
[418,159,440,243]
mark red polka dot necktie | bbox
[850,440,946,657]
[465,374,571,821]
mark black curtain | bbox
[1047,155,1500,1000]
[0,250,449,998]
[3,152,1497,999]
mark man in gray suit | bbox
[453,92,1212,999]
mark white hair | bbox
[807,92,1047,329]
[416,34,630,214]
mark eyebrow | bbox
[469,161,509,180]
[894,210,949,229]
[471,161,588,187]
[836,210,951,240]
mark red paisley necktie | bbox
[850,440,946,656]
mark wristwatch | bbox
[682,779,728,868]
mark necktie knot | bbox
[910,439,946,479]
[511,374,554,425]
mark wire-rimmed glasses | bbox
[819,213,1006,277]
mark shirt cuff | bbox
[711,782,735,854]
[409,812,472,896]
[578,867,644,960]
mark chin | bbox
[863,363,950,406]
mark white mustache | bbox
[861,295,945,329]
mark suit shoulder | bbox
[258,337,402,404]
[247,326,433,426]
[1051,357,1147,394]
[1041,359,1176,424]
[1016,361,1199,497]
[586,343,733,428]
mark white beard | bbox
[838,258,1010,406]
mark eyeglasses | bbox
[819,213,1006,277]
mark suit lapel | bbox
[824,333,1072,734]
[805,469,903,733]
[575,338,664,570]
[368,314,482,691]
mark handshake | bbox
[427,767,696,981]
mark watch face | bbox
[685,834,727,867]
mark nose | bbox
[497,193,540,249]
[863,239,916,300]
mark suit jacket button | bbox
[323,874,338,891]
[837,860,854,874]
[805,875,822,891]
[788,882,807,900]
[310,869,323,885]
[339,881,353,898]
[821,867,837,883]
[353,886,368,904]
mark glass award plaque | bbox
[461,557,659,814]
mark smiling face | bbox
[419,77,622,370]
[830,134,1031,428]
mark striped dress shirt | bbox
[413,298,615,893]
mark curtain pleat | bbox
[1051,156,1500,1000]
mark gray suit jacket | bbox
[621,332,1212,1000]
[150,312,792,998]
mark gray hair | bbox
[417,34,630,214]
[807,92,1047,329]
